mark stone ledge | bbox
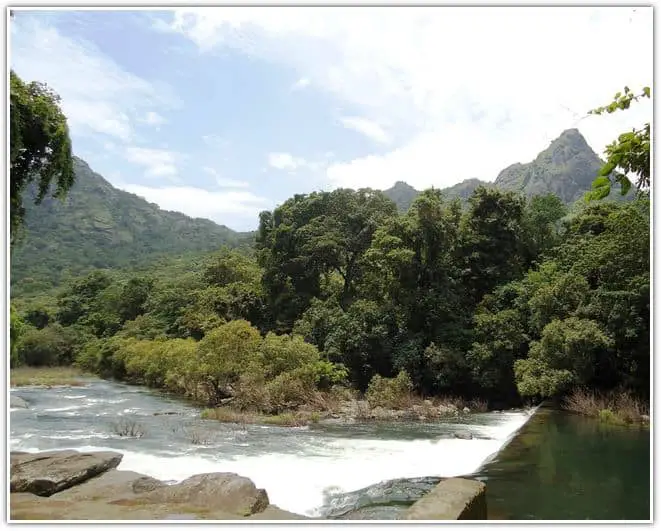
[404,478,487,520]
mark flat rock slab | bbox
[52,469,166,501]
[404,478,487,520]
[11,450,123,497]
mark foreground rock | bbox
[10,450,304,521]
[10,395,29,408]
[404,478,487,520]
[136,473,269,516]
[11,450,123,496]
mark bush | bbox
[17,324,77,367]
[365,371,413,409]
[266,369,316,414]
[233,373,270,412]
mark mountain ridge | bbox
[10,157,253,296]
[382,128,628,211]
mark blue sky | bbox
[10,7,652,231]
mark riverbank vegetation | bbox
[9,88,650,424]
[564,388,649,426]
[9,365,91,387]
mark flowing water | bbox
[10,381,649,519]
[9,379,531,517]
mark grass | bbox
[201,407,320,427]
[10,366,94,387]
[564,388,649,426]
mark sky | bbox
[10,7,653,231]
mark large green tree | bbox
[10,71,74,241]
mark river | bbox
[9,379,650,519]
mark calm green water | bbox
[470,407,651,520]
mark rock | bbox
[10,396,29,409]
[320,476,444,519]
[11,450,123,496]
[462,407,470,414]
[641,415,650,423]
[52,469,165,501]
[454,431,473,440]
[404,478,487,520]
[138,472,269,516]
[153,411,179,416]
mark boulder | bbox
[454,430,473,440]
[404,478,487,520]
[10,396,29,409]
[137,472,269,516]
[10,450,123,496]
[462,407,470,414]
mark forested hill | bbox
[383,129,632,211]
[10,156,253,296]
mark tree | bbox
[586,86,650,200]
[10,71,74,241]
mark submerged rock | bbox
[10,396,29,409]
[454,430,473,440]
[10,450,123,496]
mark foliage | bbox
[16,323,88,367]
[10,71,74,242]
[365,371,413,409]
[586,86,651,200]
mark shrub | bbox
[365,371,413,409]
[233,373,270,412]
[564,388,649,424]
[17,324,76,367]
[266,369,316,414]
[259,332,319,379]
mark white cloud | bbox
[125,147,179,179]
[119,183,272,230]
[291,77,311,90]
[143,111,167,126]
[268,152,307,171]
[203,166,249,188]
[162,6,652,190]
[339,116,390,145]
[11,16,178,144]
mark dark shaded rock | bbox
[320,476,444,519]
[11,450,123,496]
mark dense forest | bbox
[10,185,650,410]
[10,69,651,417]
